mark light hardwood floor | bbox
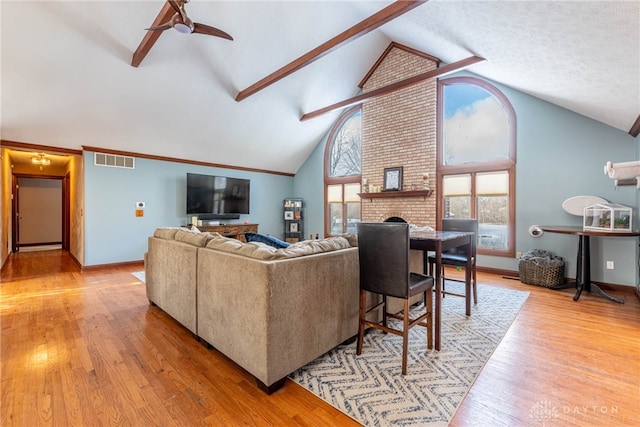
[1,249,639,426]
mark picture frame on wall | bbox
[290,222,298,232]
[383,166,403,191]
[284,211,294,220]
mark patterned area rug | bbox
[132,271,145,283]
[289,283,529,426]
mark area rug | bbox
[289,283,529,427]
[132,271,145,283]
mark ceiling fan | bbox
[146,0,233,41]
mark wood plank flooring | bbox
[1,249,639,426]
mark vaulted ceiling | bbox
[2,1,639,175]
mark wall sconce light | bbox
[31,153,51,166]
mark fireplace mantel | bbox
[358,189,433,201]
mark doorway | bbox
[12,175,69,252]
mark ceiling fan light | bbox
[174,23,192,34]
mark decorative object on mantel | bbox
[604,160,640,189]
[383,166,403,191]
[361,177,369,193]
[422,172,430,190]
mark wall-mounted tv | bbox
[186,173,250,218]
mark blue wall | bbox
[82,76,639,287]
[83,152,293,265]
[294,75,639,287]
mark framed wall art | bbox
[383,166,403,191]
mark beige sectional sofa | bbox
[145,227,359,393]
[145,228,210,335]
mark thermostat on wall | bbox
[136,201,145,209]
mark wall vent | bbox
[94,153,135,169]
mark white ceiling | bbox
[2,1,639,174]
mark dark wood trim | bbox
[11,176,18,253]
[81,145,295,177]
[358,42,441,88]
[629,114,640,137]
[358,190,433,200]
[131,2,175,68]
[235,0,428,101]
[1,139,82,156]
[81,260,144,272]
[591,281,638,296]
[69,251,82,270]
[300,56,486,121]
[19,242,62,247]
[63,173,71,250]
[477,265,639,297]
[475,266,520,279]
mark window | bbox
[439,77,516,256]
[325,107,362,236]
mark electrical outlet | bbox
[606,261,614,270]
[516,251,522,259]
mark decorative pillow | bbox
[244,232,290,249]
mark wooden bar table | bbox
[410,230,473,351]
[539,225,640,304]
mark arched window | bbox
[324,106,362,236]
[438,77,516,256]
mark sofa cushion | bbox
[175,229,211,247]
[287,236,351,253]
[205,234,352,260]
[245,232,290,249]
[341,233,358,247]
[153,227,181,239]
[206,235,279,259]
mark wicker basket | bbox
[518,259,565,288]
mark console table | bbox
[539,225,640,304]
[197,223,258,242]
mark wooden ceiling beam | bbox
[300,55,486,121]
[131,2,175,68]
[235,0,428,102]
[629,114,640,137]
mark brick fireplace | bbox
[360,43,439,228]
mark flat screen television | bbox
[186,173,250,218]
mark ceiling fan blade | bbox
[146,23,173,31]
[192,23,233,40]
